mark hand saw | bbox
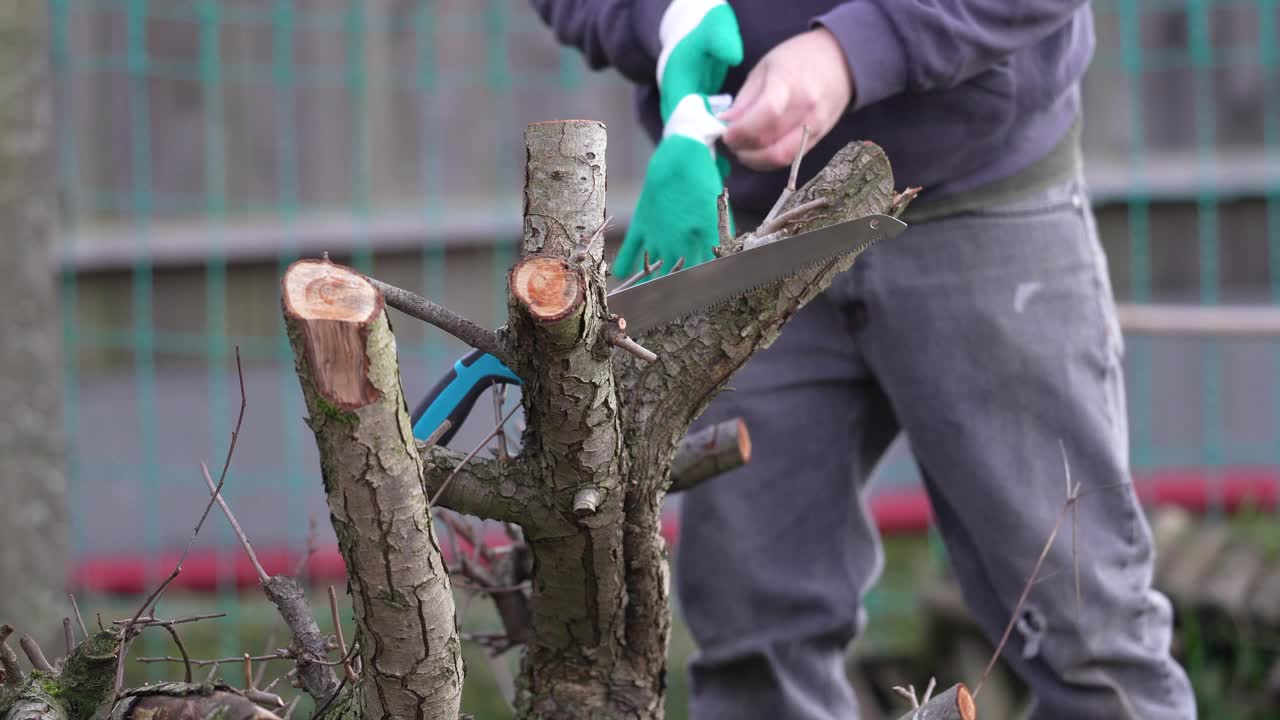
[410,213,907,444]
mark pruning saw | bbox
[410,213,907,445]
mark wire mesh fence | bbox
[47,0,1280,709]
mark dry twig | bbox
[430,404,520,507]
[974,456,1083,700]
[610,252,663,294]
[202,461,269,583]
[327,586,358,681]
[367,277,509,365]
[762,125,810,227]
[115,347,247,697]
[68,594,88,640]
[572,216,611,262]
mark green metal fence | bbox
[49,0,1280,698]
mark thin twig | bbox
[112,613,228,627]
[116,347,247,698]
[155,623,192,682]
[572,216,611,262]
[431,404,519,507]
[1062,441,1082,621]
[609,252,663,294]
[492,384,509,461]
[63,618,75,656]
[892,685,919,709]
[763,125,810,226]
[921,676,937,705]
[755,197,831,237]
[138,652,292,666]
[367,277,509,365]
[68,594,88,640]
[327,586,357,681]
[19,635,54,673]
[202,461,269,583]
[205,662,221,683]
[974,478,1081,699]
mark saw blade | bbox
[606,213,906,335]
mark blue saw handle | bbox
[411,348,521,445]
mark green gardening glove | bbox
[614,95,730,278]
[613,0,743,278]
[656,0,744,122]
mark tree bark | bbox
[283,260,463,720]
[503,121,643,718]
[0,0,67,658]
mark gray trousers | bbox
[675,177,1197,719]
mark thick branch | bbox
[367,277,511,365]
[283,259,462,720]
[419,445,551,528]
[509,120,645,717]
[667,418,751,493]
[109,683,281,720]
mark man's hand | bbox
[721,28,855,171]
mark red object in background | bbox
[72,467,1279,595]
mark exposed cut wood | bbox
[281,260,384,409]
[284,264,462,719]
[894,683,977,720]
[511,254,586,323]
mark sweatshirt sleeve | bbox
[527,0,670,85]
[814,0,1089,110]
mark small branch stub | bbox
[668,418,753,493]
[573,487,603,517]
[282,260,383,409]
[511,254,586,325]
[893,683,976,720]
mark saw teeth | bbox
[649,237,880,329]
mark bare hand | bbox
[720,28,854,171]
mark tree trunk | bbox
[0,0,67,656]
[414,124,898,717]
[283,261,463,720]
[266,120,898,717]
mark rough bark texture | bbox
[260,576,340,703]
[667,418,751,493]
[109,683,281,720]
[0,630,120,720]
[408,127,898,718]
[504,121,639,718]
[284,261,462,720]
[271,123,899,718]
[0,0,67,658]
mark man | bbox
[530,1,1196,718]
